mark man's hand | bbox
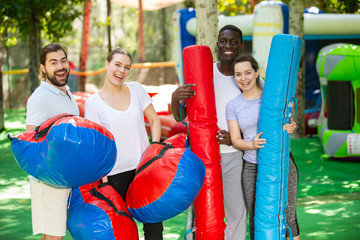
[171,84,196,102]
[216,129,232,146]
[171,84,196,122]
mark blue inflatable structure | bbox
[255,34,302,240]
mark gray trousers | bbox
[243,153,300,240]
[221,151,247,240]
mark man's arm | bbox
[170,84,196,122]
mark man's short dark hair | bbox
[40,43,68,66]
[218,25,243,44]
[39,43,68,79]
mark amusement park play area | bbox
[1,0,360,239]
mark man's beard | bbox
[45,69,69,87]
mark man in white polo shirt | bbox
[25,43,79,240]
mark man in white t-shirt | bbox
[25,43,79,240]
[171,25,246,240]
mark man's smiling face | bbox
[217,29,242,63]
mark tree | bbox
[78,0,92,92]
[0,43,4,132]
[0,7,18,132]
[196,0,218,61]
[107,0,112,53]
[0,0,85,95]
[289,0,306,138]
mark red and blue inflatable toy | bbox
[8,114,116,188]
[68,181,139,240]
[126,141,205,223]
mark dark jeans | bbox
[108,170,163,240]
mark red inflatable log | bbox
[183,45,225,240]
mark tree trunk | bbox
[107,0,112,53]
[0,43,5,132]
[161,8,167,62]
[195,0,218,61]
[78,0,92,92]
[138,0,145,63]
[28,1,40,95]
[289,0,305,138]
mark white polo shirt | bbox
[26,80,79,182]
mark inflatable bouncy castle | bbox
[316,44,360,159]
[315,43,347,138]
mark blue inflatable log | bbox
[8,114,116,188]
[255,34,302,240]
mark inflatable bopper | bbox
[255,34,302,240]
[183,45,225,240]
[8,114,116,188]
[68,181,139,240]
[126,142,205,223]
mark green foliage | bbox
[218,0,359,15]
[283,0,359,13]
[0,0,85,46]
[322,0,360,13]
[218,0,256,15]
[184,0,195,8]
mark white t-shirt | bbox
[26,80,80,182]
[213,62,241,153]
[84,82,152,176]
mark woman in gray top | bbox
[226,55,300,240]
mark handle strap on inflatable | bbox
[7,133,14,141]
[34,114,74,140]
[89,186,135,222]
[289,96,298,118]
[135,143,174,176]
[286,225,293,239]
[180,102,191,149]
[180,103,189,128]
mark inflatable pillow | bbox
[126,142,205,223]
[68,181,139,240]
[8,114,116,188]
